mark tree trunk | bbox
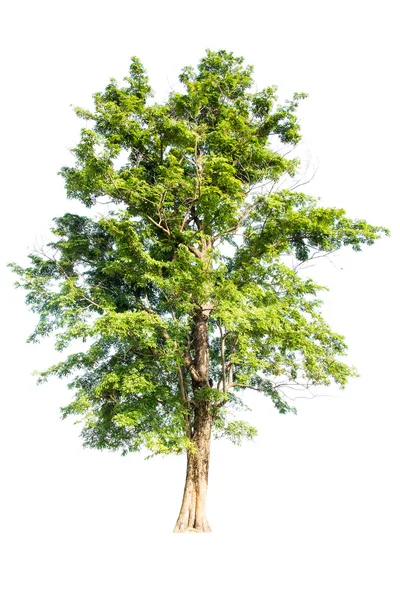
[173,402,212,533]
[174,305,213,533]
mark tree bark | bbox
[173,402,212,533]
[174,306,213,533]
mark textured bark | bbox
[174,306,213,533]
[193,308,210,383]
[173,403,212,533]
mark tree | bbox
[10,50,388,533]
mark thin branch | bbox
[187,245,203,260]
[35,247,105,312]
[289,161,319,192]
[213,198,262,242]
[177,365,192,436]
[143,213,170,235]
[218,324,226,394]
[226,383,262,392]
[228,363,233,386]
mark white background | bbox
[1,1,399,598]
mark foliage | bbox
[10,50,388,456]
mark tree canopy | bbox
[10,50,387,466]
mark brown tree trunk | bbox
[174,306,213,533]
[173,402,212,533]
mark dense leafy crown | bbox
[11,50,387,456]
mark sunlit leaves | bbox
[213,419,258,445]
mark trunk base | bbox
[174,523,211,533]
[173,468,212,533]
[173,528,212,533]
[173,519,212,533]
[174,400,212,533]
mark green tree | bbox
[10,50,387,532]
